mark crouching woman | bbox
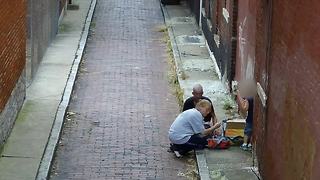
[168,99,220,157]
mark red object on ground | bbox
[207,139,217,149]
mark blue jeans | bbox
[173,134,208,155]
[244,121,253,137]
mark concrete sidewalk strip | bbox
[160,2,259,180]
[0,0,96,179]
[36,0,97,179]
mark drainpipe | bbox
[67,0,79,10]
[199,0,202,27]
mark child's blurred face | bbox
[239,79,256,97]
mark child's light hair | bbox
[195,99,211,111]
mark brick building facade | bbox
[200,0,237,87]
[0,1,27,147]
[192,0,320,179]
[0,0,67,148]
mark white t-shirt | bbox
[169,108,205,144]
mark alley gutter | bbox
[35,0,97,179]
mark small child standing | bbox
[236,90,254,151]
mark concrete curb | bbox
[35,0,97,179]
[205,41,222,80]
[159,2,211,180]
[196,150,211,180]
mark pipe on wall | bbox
[199,0,203,27]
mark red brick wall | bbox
[253,0,271,176]
[218,1,227,40]
[217,0,238,84]
[210,0,217,29]
[203,0,320,178]
[204,0,209,17]
[254,0,320,179]
[0,1,26,110]
[266,1,320,179]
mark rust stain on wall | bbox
[257,0,320,179]
[281,89,316,179]
[252,0,320,178]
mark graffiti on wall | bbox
[238,16,255,80]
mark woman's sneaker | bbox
[169,143,183,158]
[173,150,182,158]
[240,143,248,151]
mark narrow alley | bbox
[49,0,190,179]
[1,0,320,179]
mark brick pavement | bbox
[50,0,191,179]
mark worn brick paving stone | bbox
[50,0,191,179]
